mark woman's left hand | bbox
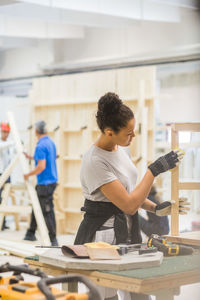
[154,197,190,216]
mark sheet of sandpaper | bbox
[39,248,163,271]
[61,245,89,258]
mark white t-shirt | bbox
[0,139,14,174]
[80,144,138,202]
[80,144,138,231]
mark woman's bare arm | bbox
[100,169,154,215]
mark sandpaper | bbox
[61,245,89,258]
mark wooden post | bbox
[139,80,148,179]
[0,183,11,230]
[7,111,50,245]
[171,124,179,236]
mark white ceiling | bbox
[0,0,199,50]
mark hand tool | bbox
[117,243,157,255]
[147,234,194,256]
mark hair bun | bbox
[98,92,122,115]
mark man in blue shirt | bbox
[23,121,58,246]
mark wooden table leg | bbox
[62,281,78,293]
[154,287,180,300]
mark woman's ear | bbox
[105,128,113,137]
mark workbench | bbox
[24,254,200,300]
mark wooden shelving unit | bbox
[29,67,156,233]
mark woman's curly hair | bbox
[96,92,134,133]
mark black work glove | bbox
[148,149,184,177]
[154,198,190,216]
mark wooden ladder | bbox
[0,112,50,245]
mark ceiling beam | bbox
[42,44,200,73]
[0,15,84,39]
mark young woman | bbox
[74,92,183,300]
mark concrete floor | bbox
[0,224,200,300]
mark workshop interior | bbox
[0,1,199,300]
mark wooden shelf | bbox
[64,129,82,133]
[34,97,153,108]
[34,100,98,107]
[63,183,81,189]
[63,208,82,214]
[63,156,82,161]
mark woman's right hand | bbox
[148,149,184,177]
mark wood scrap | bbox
[0,239,46,258]
[87,247,121,260]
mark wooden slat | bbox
[171,127,179,236]
[10,184,26,190]
[172,123,200,132]
[179,181,200,190]
[0,155,19,188]
[0,184,11,230]
[0,206,32,214]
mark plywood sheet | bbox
[39,248,163,271]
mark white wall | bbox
[0,40,54,80]
[159,86,200,123]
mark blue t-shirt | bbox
[34,136,58,185]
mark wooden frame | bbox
[170,122,200,240]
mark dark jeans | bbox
[27,182,57,242]
[139,215,169,237]
[0,175,10,229]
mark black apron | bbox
[74,199,142,245]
